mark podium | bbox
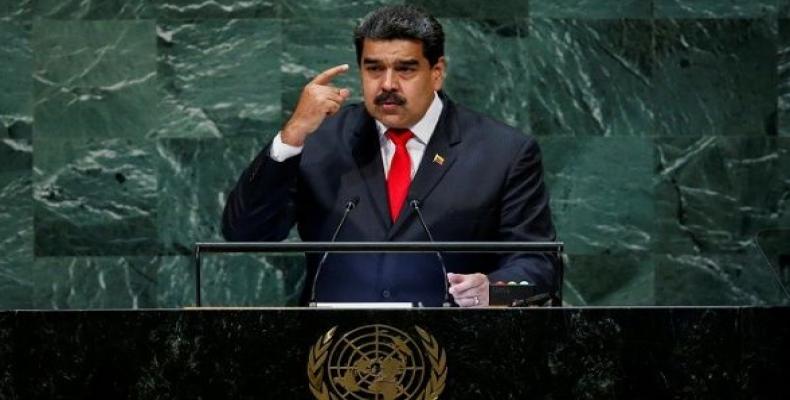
[193,241,566,307]
[1,307,789,399]
[2,242,788,398]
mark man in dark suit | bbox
[222,5,557,307]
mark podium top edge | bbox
[194,241,565,253]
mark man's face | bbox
[360,38,445,129]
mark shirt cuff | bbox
[269,131,304,162]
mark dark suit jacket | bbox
[222,93,557,306]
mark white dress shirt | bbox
[270,92,444,178]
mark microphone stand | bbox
[411,200,452,307]
[309,198,358,306]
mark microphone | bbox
[309,197,359,305]
[410,200,451,307]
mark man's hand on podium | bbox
[447,273,489,307]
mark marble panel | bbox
[530,0,651,18]
[0,140,33,309]
[754,228,790,293]
[563,254,655,306]
[156,137,305,305]
[33,0,154,19]
[653,19,777,136]
[406,0,528,18]
[541,136,656,256]
[162,253,306,307]
[655,0,777,18]
[283,0,401,18]
[31,254,304,309]
[151,256,194,307]
[441,19,531,129]
[655,137,790,305]
[33,138,159,256]
[0,0,32,21]
[0,22,31,140]
[655,137,790,253]
[528,19,654,136]
[197,253,305,306]
[32,20,159,139]
[156,19,281,138]
[656,252,788,305]
[150,254,301,308]
[155,0,278,19]
[156,138,268,253]
[779,18,790,136]
[282,18,361,121]
[30,256,163,309]
[2,0,786,310]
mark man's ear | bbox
[432,56,446,91]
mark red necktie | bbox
[386,128,414,221]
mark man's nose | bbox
[381,69,399,91]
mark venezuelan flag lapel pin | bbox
[433,154,445,166]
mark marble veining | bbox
[0,0,787,308]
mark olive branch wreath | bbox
[307,325,447,400]
[415,326,447,400]
[307,326,336,400]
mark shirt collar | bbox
[376,91,444,145]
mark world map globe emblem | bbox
[308,324,447,400]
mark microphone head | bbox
[410,199,421,209]
[346,196,360,210]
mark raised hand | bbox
[281,64,352,146]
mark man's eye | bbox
[396,67,415,72]
[366,65,383,72]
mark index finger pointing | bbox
[311,64,349,85]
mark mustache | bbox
[374,91,406,106]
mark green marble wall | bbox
[1,0,788,309]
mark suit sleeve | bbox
[221,142,300,242]
[486,136,559,296]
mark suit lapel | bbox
[351,113,391,231]
[388,100,462,239]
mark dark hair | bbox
[354,5,445,66]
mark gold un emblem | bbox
[307,324,447,400]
